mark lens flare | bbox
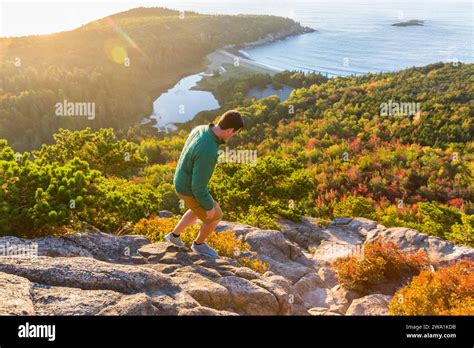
[111,46,127,64]
[105,17,146,58]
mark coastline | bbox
[145,22,315,130]
[204,23,315,76]
[204,49,283,76]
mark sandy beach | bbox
[203,24,315,76]
[205,49,283,76]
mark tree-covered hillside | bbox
[1,62,472,247]
[0,7,302,150]
[146,63,474,245]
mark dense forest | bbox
[0,7,302,150]
[1,60,472,249]
[148,63,474,245]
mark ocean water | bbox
[4,1,471,75]
[152,0,473,76]
[148,0,472,126]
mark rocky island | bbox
[392,19,424,27]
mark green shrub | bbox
[333,194,376,219]
[377,202,473,247]
[0,139,164,236]
[0,153,100,237]
[139,136,185,165]
[35,128,146,177]
[209,156,313,229]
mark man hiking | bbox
[165,110,244,258]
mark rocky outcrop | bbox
[280,217,472,267]
[392,19,424,27]
[0,272,35,315]
[0,230,293,316]
[346,294,392,316]
[365,226,474,265]
[0,216,471,316]
[0,256,179,294]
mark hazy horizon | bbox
[1,0,471,38]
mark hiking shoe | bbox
[191,242,219,259]
[164,232,187,249]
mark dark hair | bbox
[217,110,244,131]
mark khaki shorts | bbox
[176,191,223,224]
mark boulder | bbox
[0,235,93,258]
[317,267,338,288]
[322,217,377,244]
[280,217,373,248]
[311,240,363,264]
[173,272,286,315]
[260,258,313,284]
[339,217,383,237]
[98,293,162,315]
[139,242,293,315]
[138,242,185,260]
[293,272,345,310]
[346,294,392,316]
[172,272,231,309]
[0,230,150,261]
[244,229,314,282]
[0,256,180,295]
[298,287,335,309]
[294,273,324,297]
[264,274,308,315]
[250,278,292,314]
[278,217,326,249]
[62,231,150,261]
[33,284,122,315]
[231,267,261,281]
[149,291,201,315]
[0,272,35,315]
[216,276,282,315]
[330,285,362,314]
[303,218,376,264]
[366,227,474,265]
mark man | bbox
[165,110,244,258]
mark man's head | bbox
[215,110,243,141]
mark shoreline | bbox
[204,23,315,76]
[144,23,315,130]
[204,49,283,76]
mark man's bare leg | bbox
[172,209,197,236]
[195,219,220,244]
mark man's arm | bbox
[191,149,217,212]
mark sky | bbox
[0,1,156,37]
[1,0,270,37]
[0,0,471,38]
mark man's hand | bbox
[205,207,216,220]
